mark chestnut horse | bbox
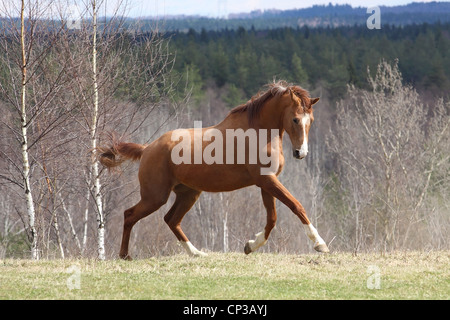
[97,81,329,259]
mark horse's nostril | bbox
[293,149,303,159]
[293,149,306,159]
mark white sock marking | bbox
[247,231,267,252]
[303,223,326,247]
[181,241,207,257]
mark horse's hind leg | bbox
[119,195,169,260]
[244,189,277,254]
[164,184,206,257]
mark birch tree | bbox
[89,0,106,260]
[63,0,124,260]
[0,0,70,259]
[62,0,176,259]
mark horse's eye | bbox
[293,118,300,124]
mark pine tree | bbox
[291,53,309,86]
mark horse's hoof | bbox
[244,242,252,255]
[314,243,330,253]
[193,251,208,257]
[120,254,133,261]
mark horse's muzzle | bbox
[293,149,306,160]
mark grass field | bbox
[0,251,449,300]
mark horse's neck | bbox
[216,113,248,130]
[218,98,287,134]
[255,98,286,132]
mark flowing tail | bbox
[96,137,146,170]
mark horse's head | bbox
[283,88,319,160]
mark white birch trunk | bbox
[60,195,82,253]
[220,193,229,253]
[53,213,65,259]
[91,0,105,260]
[82,170,91,254]
[20,0,38,260]
[223,210,228,253]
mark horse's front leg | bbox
[244,189,277,254]
[256,175,329,253]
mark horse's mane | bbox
[229,80,311,125]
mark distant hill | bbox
[139,2,450,32]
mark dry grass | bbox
[0,251,449,299]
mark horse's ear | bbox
[289,88,295,101]
[310,97,320,106]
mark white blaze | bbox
[299,113,310,158]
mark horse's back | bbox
[138,128,257,192]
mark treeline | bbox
[168,23,450,105]
[140,2,450,32]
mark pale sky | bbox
[125,0,443,18]
[1,0,445,19]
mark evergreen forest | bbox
[166,23,450,107]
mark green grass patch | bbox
[1,251,448,299]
